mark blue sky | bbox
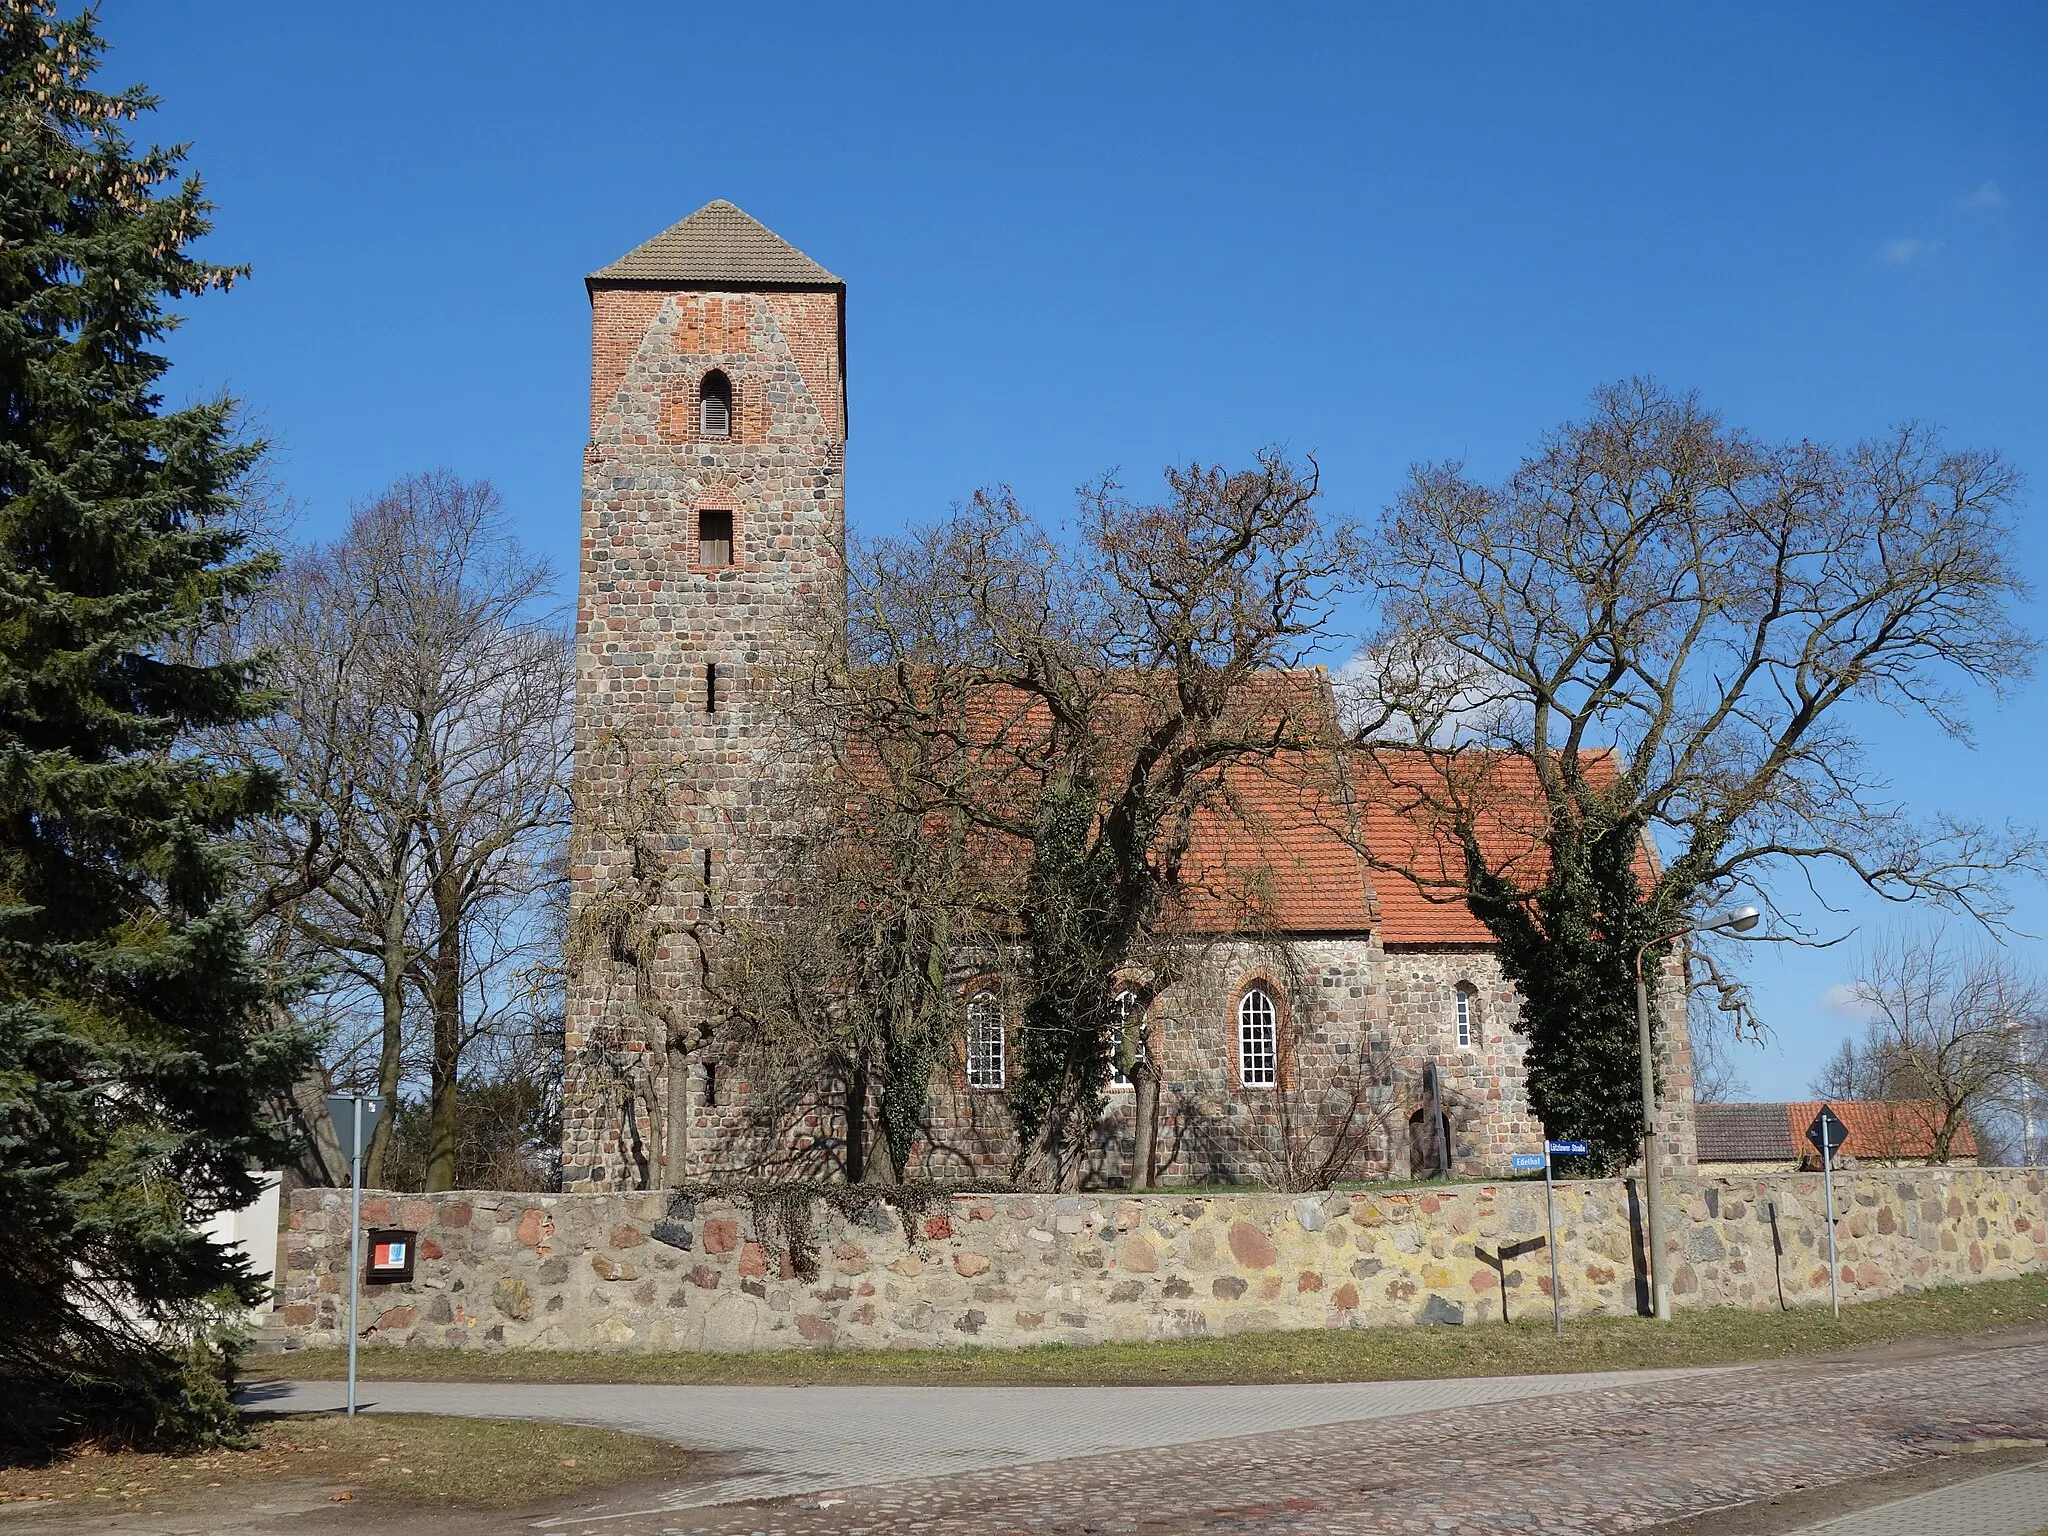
[109,3,2045,1099]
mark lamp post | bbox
[1634,904,1758,1322]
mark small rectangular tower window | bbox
[698,508,733,569]
[704,662,718,713]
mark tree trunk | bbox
[283,1057,347,1187]
[422,905,463,1191]
[868,1131,900,1185]
[663,1041,691,1188]
[364,884,410,1188]
[1131,1063,1159,1190]
[1047,1072,1086,1192]
[873,1080,909,1185]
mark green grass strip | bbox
[249,1272,2048,1389]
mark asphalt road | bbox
[246,1366,1706,1510]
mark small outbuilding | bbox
[1696,1099,1979,1172]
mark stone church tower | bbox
[561,201,846,1192]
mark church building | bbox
[560,201,1698,1193]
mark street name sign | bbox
[1546,1140,1589,1155]
[1512,1153,1547,1171]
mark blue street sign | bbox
[1512,1152,1547,1171]
[1546,1140,1589,1155]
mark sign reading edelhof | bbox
[1512,1152,1548,1172]
[1806,1106,1850,1156]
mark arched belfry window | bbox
[699,370,732,439]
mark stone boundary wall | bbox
[274,1168,2045,1354]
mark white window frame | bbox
[1237,985,1279,1089]
[1455,985,1475,1049]
[1109,989,1143,1089]
[965,991,1005,1090]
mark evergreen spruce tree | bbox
[0,2,301,1450]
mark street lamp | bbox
[1635,904,1759,1322]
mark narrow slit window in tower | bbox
[705,661,719,713]
[698,508,733,569]
[699,370,732,438]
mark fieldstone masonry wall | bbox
[564,278,846,1191]
[276,1167,2043,1353]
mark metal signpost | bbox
[1544,1141,1586,1335]
[1806,1106,1850,1320]
[1510,1152,1557,1334]
[1512,1140,1585,1335]
[325,1091,384,1417]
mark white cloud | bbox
[1820,983,1879,1021]
[1877,236,1943,267]
[1962,179,2007,211]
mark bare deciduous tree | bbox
[233,473,572,1189]
[1350,379,2038,1170]
[823,454,1363,1188]
[1814,928,2046,1164]
[713,767,1004,1183]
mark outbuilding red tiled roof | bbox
[1698,1100,1978,1164]
[1782,1100,1978,1163]
[1696,1102,1798,1162]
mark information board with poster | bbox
[365,1227,417,1285]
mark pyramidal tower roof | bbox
[588,200,842,289]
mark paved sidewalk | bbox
[1786,1460,2048,1536]
[247,1367,1698,1509]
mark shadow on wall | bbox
[270,1167,2048,1354]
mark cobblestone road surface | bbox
[567,1336,2048,1534]
[252,1330,2048,1534]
